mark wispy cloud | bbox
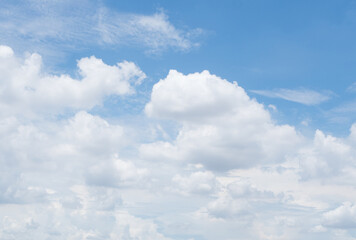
[96,9,202,54]
[347,82,356,93]
[251,88,332,105]
[331,101,356,113]
[0,0,202,55]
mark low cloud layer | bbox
[1,46,356,239]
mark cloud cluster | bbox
[0,45,170,239]
[142,69,356,239]
[2,45,356,239]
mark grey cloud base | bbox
[1,46,356,239]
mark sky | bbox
[1,0,356,239]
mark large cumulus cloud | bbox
[143,70,302,170]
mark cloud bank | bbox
[1,46,356,239]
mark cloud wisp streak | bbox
[251,88,332,105]
[0,1,201,55]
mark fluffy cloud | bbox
[206,194,250,219]
[297,129,354,179]
[0,45,145,116]
[0,108,143,205]
[323,202,356,229]
[145,70,250,121]
[0,186,171,240]
[200,178,277,220]
[143,70,301,170]
[0,106,161,239]
[60,111,126,156]
[3,44,356,239]
[86,157,148,188]
[172,171,219,195]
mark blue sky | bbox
[1,0,356,239]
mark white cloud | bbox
[110,211,172,240]
[96,9,201,54]
[206,193,250,219]
[323,202,356,229]
[330,100,356,113]
[0,45,14,58]
[297,130,354,179]
[0,110,136,203]
[86,156,149,188]
[0,105,167,239]
[268,104,277,112]
[227,181,275,200]
[349,123,356,142]
[347,82,356,92]
[251,88,332,105]
[0,1,201,55]
[61,111,126,155]
[0,46,145,116]
[145,70,252,121]
[2,43,356,239]
[310,225,328,233]
[172,171,219,195]
[143,70,301,171]
[198,178,278,220]
[0,186,171,240]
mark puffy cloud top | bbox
[143,70,301,170]
[0,46,146,116]
[145,70,262,122]
[323,202,356,229]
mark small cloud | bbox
[268,104,277,112]
[330,101,356,113]
[301,119,309,126]
[251,88,332,105]
[347,82,356,93]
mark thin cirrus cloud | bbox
[347,82,356,92]
[0,0,202,55]
[251,88,332,105]
[96,9,202,54]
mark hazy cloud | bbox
[0,1,202,55]
[251,88,332,105]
